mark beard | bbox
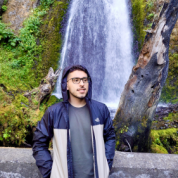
[69,90,87,99]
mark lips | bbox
[77,88,86,93]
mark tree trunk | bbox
[113,0,178,152]
[24,67,61,109]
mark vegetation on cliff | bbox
[0,0,68,146]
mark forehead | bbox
[67,70,87,79]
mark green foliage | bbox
[161,50,178,103]
[0,7,47,90]
[146,0,155,13]
[0,21,19,47]
[2,5,7,12]
[0,0,69,146]
[3,129,11,140]
[39,0,69,76]
[40,0,55,8]
[163,112,178,123]
[151,144,168,154]
[0,96,38,146]
[131,0,146,51]
[151,128,178,154]
[147,13,154,20]
[3,0,8,5]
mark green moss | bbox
[119,125,129,134]
[150,128,178,154]
[146,0,156,13]
[131,0,146,51]
[36,0,69,80]
[163,112,178,122]
[151,144,168,154]
[115,141,120,148]
[161,50,178,103]
[147,13,154,20]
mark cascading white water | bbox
[54,0,134,111]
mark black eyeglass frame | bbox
[67,77,91,84]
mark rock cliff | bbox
[2,0,39,33]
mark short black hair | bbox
[68,65,88,76]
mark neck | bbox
[68,94,86,108]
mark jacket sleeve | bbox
[103,105,116,171]
[32,108,54,178]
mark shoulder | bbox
[90,99,110,114]
[90,99,107,107]
[47,102,64,114]
[90,99,103,105]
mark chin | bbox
[70,91,87,99]
[78,95,86,99]
[76,93,87,99]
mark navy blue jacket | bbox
[32,65,115,178]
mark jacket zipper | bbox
[86,100,99,178]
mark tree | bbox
[114,0,178,152]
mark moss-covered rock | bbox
[131,0,146,51]
[2,0,38,34]
[36,0,68,80]
[150,128,178,154]
[151,144,168,154]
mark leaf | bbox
[10,42,16,46]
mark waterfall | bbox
[53,0,134,111]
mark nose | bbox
[79,79,84,85]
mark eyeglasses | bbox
[67,77,90,84]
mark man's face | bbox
[67,70,89,99]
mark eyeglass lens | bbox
[72,77,90,84]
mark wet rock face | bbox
[0,0,4,16]
[2,0,39,34]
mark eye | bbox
[74,78,80,82]
[83,78,88,82]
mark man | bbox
[32,65,116,178]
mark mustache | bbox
[77,88,86,91]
